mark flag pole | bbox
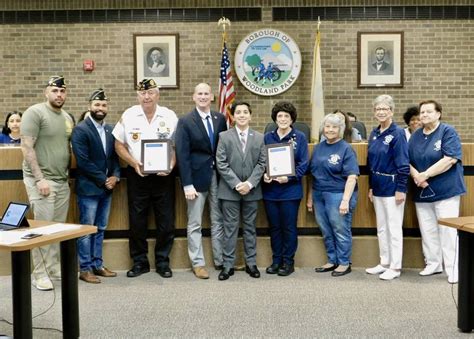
[218,17,230,45]
[217,17,236,127]
[310,17,325,143]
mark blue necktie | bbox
[206,115,214,150]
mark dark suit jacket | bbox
[216,128,266,201]
[369,61,393,75]
[71,118,121,196]
[175,108,227,192]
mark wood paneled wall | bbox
[1,143,473,231]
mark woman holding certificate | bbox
[263,101,309,277]
[307,113,359,277]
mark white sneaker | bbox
[419,265,443,276]
[49,274,61,281]
[379,269,401,281]
[32,277,54,291]
[365,265,387,275]
[447,275,458,284]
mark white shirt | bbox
[196,108,213,136]
[89,117,106,153]
[112,104,178,162]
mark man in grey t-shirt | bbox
[21,75,74,291]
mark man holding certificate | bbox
[113,79,178,279]
[215,101,266,280]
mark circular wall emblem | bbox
[234,29,301,96]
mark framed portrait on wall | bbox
[134,33,179,88]
[357,32,404,88]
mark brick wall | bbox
[0,5,473,140]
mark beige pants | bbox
[24,177,70,281]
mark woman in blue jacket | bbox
[263,101,309,276]
[366,95,409,281]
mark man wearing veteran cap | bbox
[113,79,178,278]
[21,75,74,291]
[71,88,120,284]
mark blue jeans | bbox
[313,190,357,266]
[264,199,301,266]
[77,192,112,272]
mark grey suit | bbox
[216,128,266,268]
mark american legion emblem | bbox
[234,29,302,96]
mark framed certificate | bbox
[265,143,295,178]
[141,139,171,174]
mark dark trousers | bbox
[264,199,301,266]
[126,167,175,268]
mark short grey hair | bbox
[319,113,345,140]
[373,94,394,111]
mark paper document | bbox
[0,223,81,245]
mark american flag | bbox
[218,41,235,126]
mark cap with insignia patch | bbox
[136,79,158,91]
[89,88,108,101]
[46,75,66,88]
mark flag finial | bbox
[218,17,231,33]
[317,16,321,31]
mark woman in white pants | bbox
[366,95,410,280]
[408,100,466,284]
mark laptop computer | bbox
[0,202,30,231]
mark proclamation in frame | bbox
[141,139,171,174]
[265,143,295,178]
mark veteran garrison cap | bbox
[137,78,158,91]
[89,88,108,101]
[46,75,66,88]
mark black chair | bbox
[264,122,311,141]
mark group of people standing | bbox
[357,95,463,283]
[307,95,464,284]
[9,75,465,289]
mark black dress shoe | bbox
[156,266,173,278]
[218,268,235,281]
[266,264,280,274]
[126,263,150,278]
[315,264,338,273]
[245,265,261,278]
[214,265,224,271]
[277,264,295,276]
[331,265,351,277]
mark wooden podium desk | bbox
[439,217,474,333]
[0,220,96,339]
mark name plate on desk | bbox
[265,143,295,178]
[141,139,171,174]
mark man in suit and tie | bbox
[175,83,227,279]
[216,101,266,280]
[71,88,121,284]
[369,47,393,75]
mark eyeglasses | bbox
[375,107,391,112]
[138,90,158,97]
